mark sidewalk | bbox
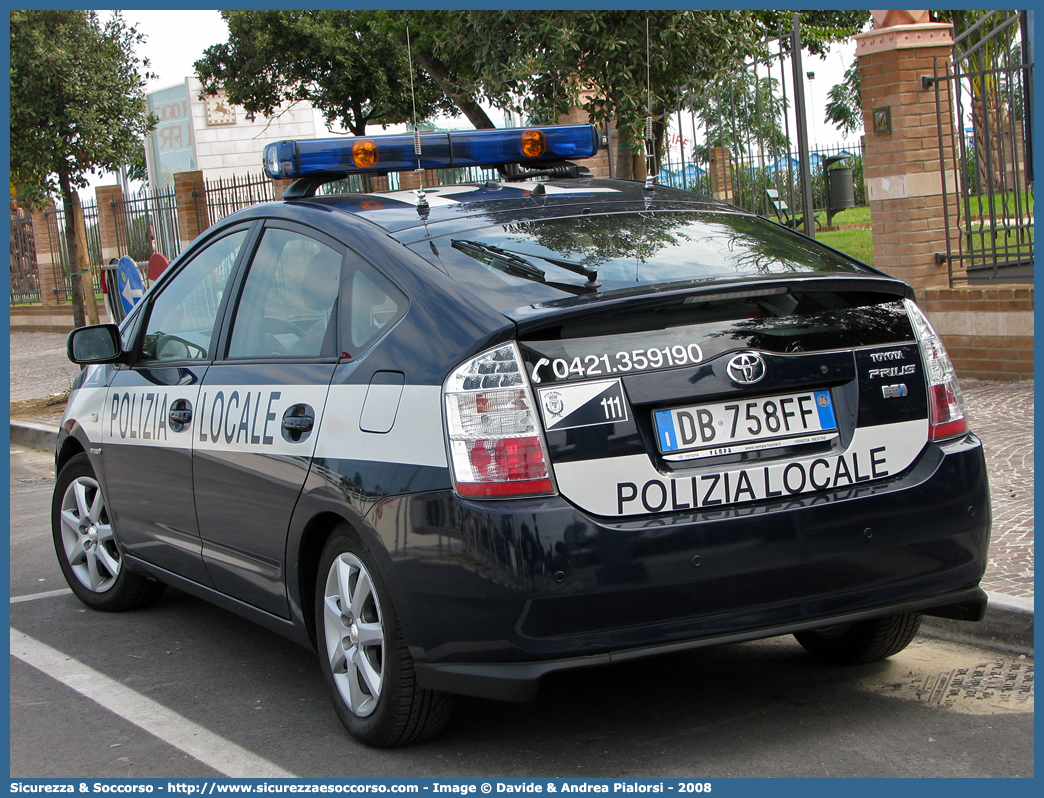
[9,331,1033,652]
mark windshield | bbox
[420,211,868,311]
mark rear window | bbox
[420,211,867,311]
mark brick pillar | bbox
[708,147,733,202]
[854,19,958,293]
[30,202,61,307]
[397,170,440,191]
[271,178,295,200]
[174,170,207,250]
[94,184,124,263]
[557,96,612,179]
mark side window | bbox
[139,230,247,361]
[345,256,408,355]
[227,228,343,359]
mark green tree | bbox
[756,10,870,55]
[691,73,790,158]
[195,11,455,136]
[363,11,498,131]
[824,62,861,137]
[412,11,764,179]
[10,10,155,328]
[933,10,1022,192]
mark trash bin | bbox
[823,155,856,227]
[828,167,855,213]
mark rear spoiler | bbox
[503,275,915,336]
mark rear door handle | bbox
[281,404,316,443]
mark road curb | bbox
[921,593,1034,655]
[10,421,59,453]
[9,418,1035,656]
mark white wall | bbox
[185,77,317,181]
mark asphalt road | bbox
[10,444,1034,779]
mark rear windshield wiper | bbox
[488,246,602,288]
[451,239,546,282]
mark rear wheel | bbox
[794,612,922,665]
[315,527,453,747]
[52,453,166,611]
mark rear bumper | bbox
[371,433,990,700]
[414,587,988,702]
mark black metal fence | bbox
[41,202,104,305]
[653,16,834,236]
[201,173,277,229]
[10,214,39,304]
[932,9,1034,284]
[109,187,181,263]
[658,140,865,221]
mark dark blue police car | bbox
[55,124,990,747]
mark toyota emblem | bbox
[727,353,766,384]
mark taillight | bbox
[444,342,555,497]
[905,299,969,440]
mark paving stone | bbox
[960,379,1035,601]
[9,331,81,402]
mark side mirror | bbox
[67,324,126,365]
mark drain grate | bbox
[862,643,1034,715]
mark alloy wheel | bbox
[59,475,120,593]
[322,552,385,717]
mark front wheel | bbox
[52,453,166,611]
[794,612,922,665]
[315,527,453,747]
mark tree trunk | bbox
[652,116,667,178]
[615,139,634,180]
[58,173,99,328]
[410,47,497,130]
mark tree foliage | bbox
[195,11,455,136]
[195,10,869,178]
[756,10,870,55]
[416,11,763,155]
[10,10,154,327]
[690,73,790,160]
[9,10,155,209]
[824,62,861,136]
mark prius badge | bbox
[727,352,766,385]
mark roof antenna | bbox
[405,23,429,214]
[643,13,656,192]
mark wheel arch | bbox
[295,510,346,648]
[56,431,87,474]
[286,483,404,653]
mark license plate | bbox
[654,390,838,461]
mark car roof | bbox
[286,178,743,242]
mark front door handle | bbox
[168,399,192,432]
[281,416,313,432]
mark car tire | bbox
[794,612,922,665]
[52,452,166,611]
[315,527,453,747]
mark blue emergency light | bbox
[263,125,599,180]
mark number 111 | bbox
[601,395,623,420]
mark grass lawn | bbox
[826,206,871,225]
[966,190,1034,219]
[807,197,1034,267]
[817,228,873,266]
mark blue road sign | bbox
[116,256,145,315]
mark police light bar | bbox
[263,125,599,180]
